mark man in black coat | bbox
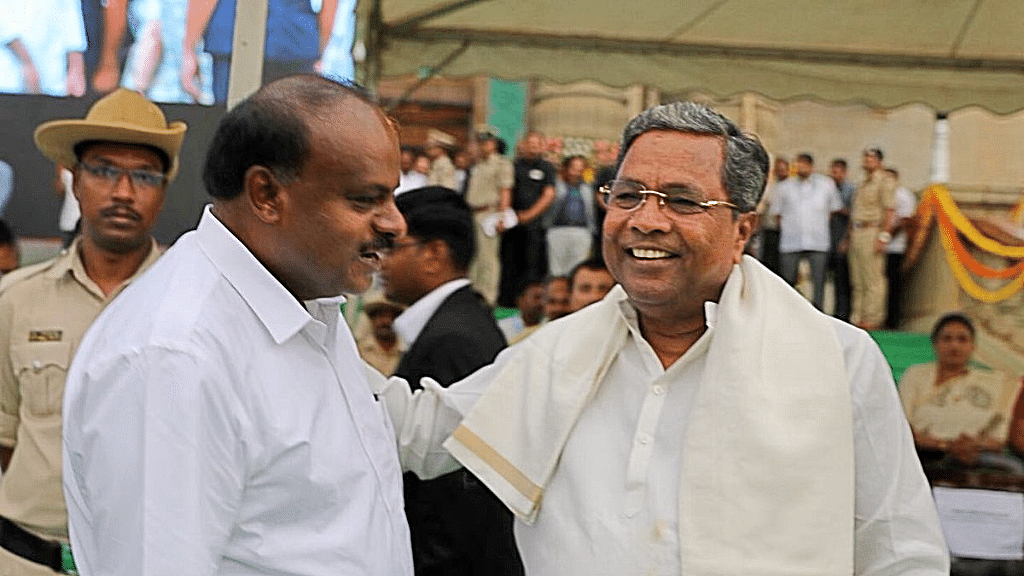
[379,186,522,576]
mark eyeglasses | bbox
[599,179,739,215]
[77,162,166,190]
[381,240,424,255]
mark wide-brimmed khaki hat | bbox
[364,296,404,317]
[34,88,187,180]
[426,129,455,148]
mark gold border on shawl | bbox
[451,425,543,504]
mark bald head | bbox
[203,75,394,201]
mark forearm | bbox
[318,0,338,53]
[66,51,85,96]
[881,208,895,234]
[98,0,129,68]
[367,360,497,479]
[184,0,218,51]
[516,186,554,224]
[6,38,33,67]
[498,187,512,212]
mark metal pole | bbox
[226,0,269,109]
[931,112,951,184]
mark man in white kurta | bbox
[768,152,842,309]
[376,102,949,576]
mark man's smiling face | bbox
[602,130,753,321]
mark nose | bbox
[110,172,137,202]
[375,198,407,238]
[629,192,672,234]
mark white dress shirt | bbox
[376,281,949,575]
[887,186,917,254]
[63,207,412,576]
[770,173,843,252]
[393,278,471,346]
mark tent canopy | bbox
[360,0,1024,113]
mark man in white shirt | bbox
[768,152,843,310]
[62,76,412,576]
[884,167,917,329]
[375,101,949,575]
[379,186,520,576]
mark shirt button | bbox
[621,509,638,519]
[638,434,651,445]
[32,360,42,370]
[652,385,665,395]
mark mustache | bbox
[362,234,395,254]
[100,204,141,221]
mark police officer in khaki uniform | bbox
[0,89,185,575]
[464,130,513,305]
[846,147,896,330]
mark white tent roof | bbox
[361,0,1024,113]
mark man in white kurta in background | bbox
[768,152,842,310]
[62,76,415,576]
[376,101,949,575]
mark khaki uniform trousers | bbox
[0,547,58,576]
[848,226,887,328]
[469,212,501,305]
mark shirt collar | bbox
[195,205,326,345]
[47,236,162,300]
[393,278,471,346]
[611,287,720,334]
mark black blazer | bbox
[395,285,506,389]
[394,284,523,576]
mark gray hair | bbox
[617,102,769,213]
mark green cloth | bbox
[494,306,518,320]
[869,331,934,384]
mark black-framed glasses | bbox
[599,179,739,215]
[77,162,166,190]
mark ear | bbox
[70,167,83,203]
[732,211,757,264]
[243,165,285,224]
[420,238,448,275]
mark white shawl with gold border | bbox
[444,256,855,574]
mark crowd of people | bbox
[754,149,917,330]
[379,125,923,340]
[2,76,1012,576]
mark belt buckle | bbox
[59,543,77,575]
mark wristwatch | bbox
[877,231,892,243]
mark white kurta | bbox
[376,260,949,576]
[63,207,412,576]
[769,173,843,253]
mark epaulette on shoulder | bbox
[0,259,59,294]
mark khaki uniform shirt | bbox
[851,169,896,225]
[427,154,458,191]
[0,238,161,539]
[465,154,513,210]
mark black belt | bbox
[0,516,73,574]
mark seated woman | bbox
[899,312,1024,473]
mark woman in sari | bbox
[899,312,1023,471]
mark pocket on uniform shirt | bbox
[10,342,72,417]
